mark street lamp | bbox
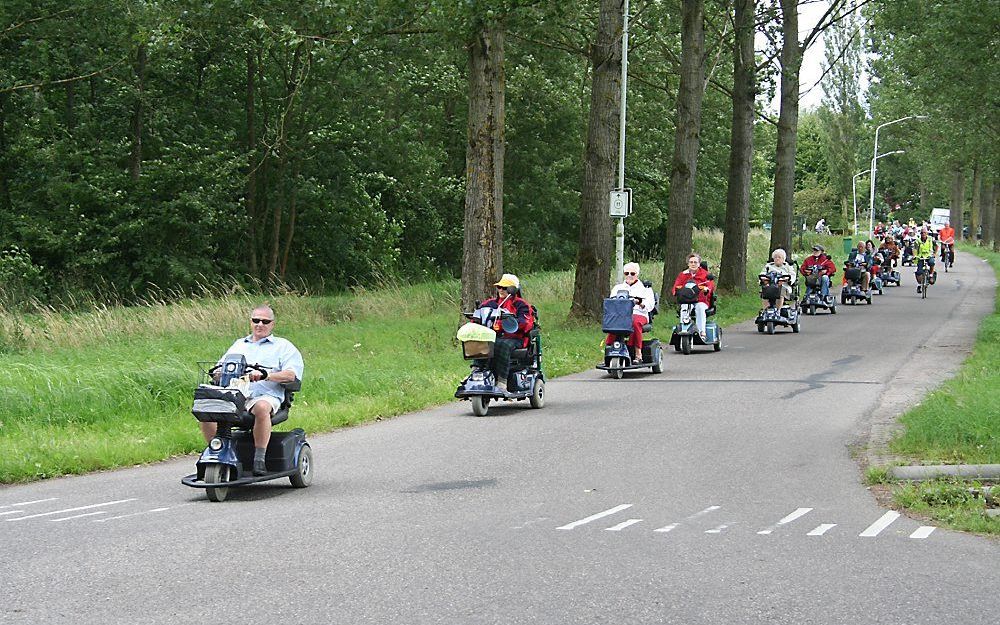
[613,0,631,284]
[868,115,927,237]
[852,169,869,236]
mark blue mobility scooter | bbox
[841,260,873,305]
[455,302,545,416]
[669,277,721,354]
[800,265,837,315]
[597,282,663,378]
[182,354,311,502]
[756,268,801,334]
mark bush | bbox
[0,246,47,309]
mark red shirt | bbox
[481,295,535,347]
[938,227,955,244]
[672,268,714,306]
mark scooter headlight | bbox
[209,437,224,452]
[613,342,621,349]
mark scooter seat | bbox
[706,307,716,317]
[511,348,530,361]
[641,323,652,332]
[271,408,289,427]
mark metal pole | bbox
[614,0,630,285]
[853,169,870,237]
[868,115,926,238]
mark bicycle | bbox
[916,257,934,299]
[940,243,954,272]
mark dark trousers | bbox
[475,338,521,383]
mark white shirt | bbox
[223,335,304,402]
[610,280,656,320]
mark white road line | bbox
[51,511,108,523]
[0,510,25,517]
[807,524,837,536]
[653,523,679,533]
[859,511,900,537]
[910,526,936,539]
[758,507,814,534]
[95,507,172,523]
[0,498,57,510]
[605,519,642,531]
[556,504,632,530]
[705,523,730,534]
[688,506,721,519]
[6,499,136,522]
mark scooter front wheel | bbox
[680,335,692,355]
[472,395,490,416]
[204,464,231,502]
[608,357,624,379]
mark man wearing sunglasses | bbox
[201,304,304,475]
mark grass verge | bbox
[1,230,844,483]
[880,243,1000,535]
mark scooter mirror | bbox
[501,317,519,334]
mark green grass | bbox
[0,229,844,483]
[881,243,1000,535]
[889,244,1000,464]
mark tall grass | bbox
[0,229,844,482]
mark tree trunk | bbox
[0,93,10,213]
[460,21,506,313]
[970,162,981,240]
[129,43,147,183]
[980,176,994,248]
[950,168,965,241]
[569,0,622,321]
[769,0,801,256]
[919,181,929,218]
[246,47,259,276]
[719,0,755,293]
[660,0,706,304]
[990,179,1000,252]
[280,159,299,279]
[268,158,285,279]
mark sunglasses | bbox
[624,271,637,276]
[251,318,273,325]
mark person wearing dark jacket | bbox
[478,273,535,392]
[800,245,837,300]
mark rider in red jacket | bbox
[478,274,535,391]
[800,245,837,300]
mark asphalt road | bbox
[2,252,997,625]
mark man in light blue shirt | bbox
[200,304,304,474]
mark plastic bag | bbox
[457,322,497,343]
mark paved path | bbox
[1,252,997,625]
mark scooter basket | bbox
[191,384,250,424]
[676,287,700,305]
[602,297,635,333]
[462,340,494,360]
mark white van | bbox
[928,208,950,232]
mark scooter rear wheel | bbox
[529,380,545,408]
[205,464,231,502]
[289,444,313,488]
[472,395,490,416]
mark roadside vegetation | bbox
[1,230,845,484]
[873,244,1000,535]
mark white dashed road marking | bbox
[556,504,633,530]
[95,507,173,523]
[6,499,137,522]
[807,524,837,536]
[605,519,643,531]
[705,523,730,534]
[758,507,813,535]
[859,511,900,537]
[0,498,57,509]
[0,511,26,517]
[910,526,936,539]
[51,511,108,522]
[653,523,679,533]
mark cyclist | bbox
[914,229,939,294]
[938,222,956,267]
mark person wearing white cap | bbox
[606,262,656,362]
[477,273,536,391]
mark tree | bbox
[570,0,622,321]
[660,0,705,304]
[460,18,506,312]
[719,0,755,293]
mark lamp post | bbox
[852,169,870,236]
[613,0,630,284]
[868,115,927,237]
[867,149,907,235]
